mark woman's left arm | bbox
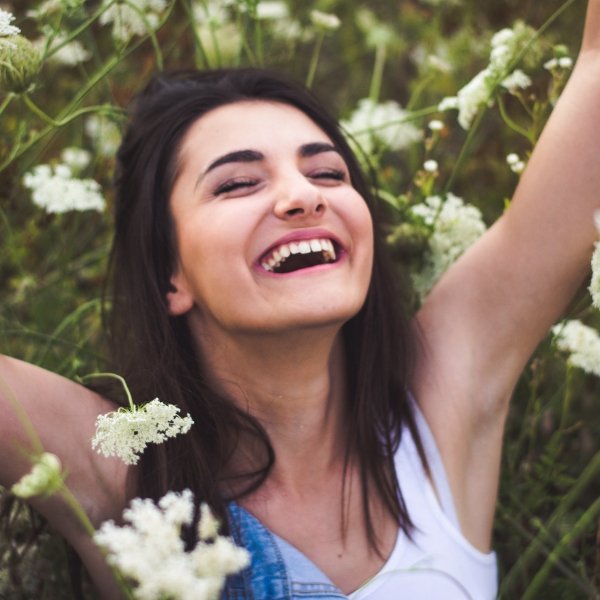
[414,0,600,549]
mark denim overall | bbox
[223,502,346,600]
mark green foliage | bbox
[0,0,598,597]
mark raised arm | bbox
[0,355,129,596]
[414,0,600,550]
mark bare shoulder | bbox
[0,354,130,530]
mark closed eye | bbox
[213,178,258,195]
[310,169,347,183]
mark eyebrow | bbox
[196,142,341,188]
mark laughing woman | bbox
[1,2,600,599]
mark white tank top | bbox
[348,406,498,600]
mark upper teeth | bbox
[261,238,337,272]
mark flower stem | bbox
[306,32,324,89]
[78,372,135,410]
[369,45,387,103]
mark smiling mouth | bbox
[260,238,338,274]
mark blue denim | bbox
[223,502,347,600]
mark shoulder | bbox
[0,355,131,531]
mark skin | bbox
[2,3,600,596]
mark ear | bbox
[166,272,194,316]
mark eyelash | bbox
[214,178,258,195]
[213,169,347,196]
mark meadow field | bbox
[0,0,598,597]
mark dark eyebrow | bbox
[299,142,340,158]
[205,149,265,174]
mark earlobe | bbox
[166,276,194,316]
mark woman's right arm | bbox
[0,354,130,596]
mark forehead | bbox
[178,100,334,169]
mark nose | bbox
[273,173,327,220]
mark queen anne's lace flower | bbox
[552,320,600,378]
[23,163,105,213]
[0,8,19,37]
[92,399,194,465]
[341,98,422,157]
[411,193,486,297]
[100,0,168,44]
[11,453,64,499]
[94,490,250,600]
[440,22,535,129]
[310,10,340,31]
[85,115,122,157]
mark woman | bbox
[1,2,599,598]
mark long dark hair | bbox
[108,68,426,552]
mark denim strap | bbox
[223,502,292,600]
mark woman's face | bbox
[167,100,374,341]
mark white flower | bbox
[11,453,63,498]
[506,152,525,174]
[23,163,105,213]
[61,146,91,172]
[501,69,531,92]
[552,320,600,377]
[45,35,91,66]
[92,398,194,465]
[100,0,168,44]
[428,119,444,131]
[0,8,19,37]
[411,193,486,297]
[438,96,459,111]
[544,56,573,71]
[94,490,250,600]
[256,1,288,20]
[310,10,340,31]
[341,98,422,156]
[191,0,229,27]
[444,21,535,129]
[423,159,438,173]
[85,115,122,157]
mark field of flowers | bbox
[0,0,599,598]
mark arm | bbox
[0,355,130,596]
[414,1,600,550]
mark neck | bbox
[193,321,350,495]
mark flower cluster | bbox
[411,193,487,297]
[94,490,250,600]
[552,320,600,378]
[0,9,41,94]
[341,98,422,157]
[100,0,168,44]
[0,8,20,37]
[11,453,64,499]
[506,152,526,174]
[440,22,535,129]
[310,10,340,31]
[85,115,122,157]
[44,34,91,66]
[23,163,105,214]
[92,398,194,465]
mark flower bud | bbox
[0,35,42,94]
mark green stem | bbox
[500,449,600,593]
[559,364,574,430]
[0,93,13,118]
[497,95,534,142]
[78,372,135,410]
[181,0,209,68]
[521,497,600,600]
[369,45,387,103]
[306,32,324,89]
[45,0,117,61]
